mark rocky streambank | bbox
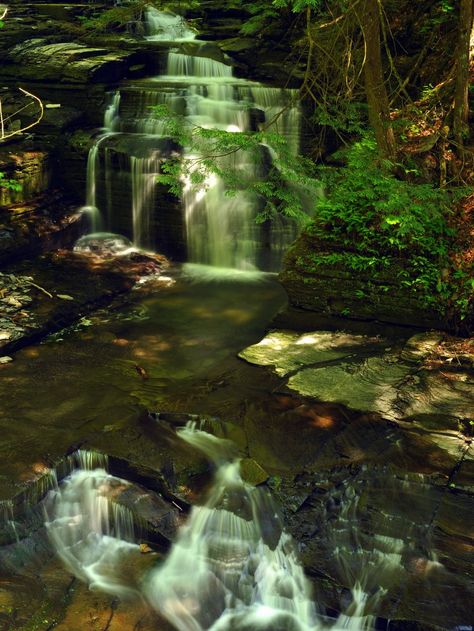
[0,244,169,360]
[237,329,474,628]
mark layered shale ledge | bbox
[279,231,473,334]
[0,248,168,358]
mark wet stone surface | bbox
[240,330,474,427]
[237,327,474,629]
[0,248,169,357]
[0,271,472,630]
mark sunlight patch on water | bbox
[182,263,275,284]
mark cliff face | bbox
[0,4,147,261]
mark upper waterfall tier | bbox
[145,7,196,41]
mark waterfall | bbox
[145,7,196,41]
[103,90,120,132]
[145,423,316,631]
[0,500,20,544]
[131,153,160,249]
[167,53,233,78]
[81,92,120,233]
[80,10,305,270]
[82,142,101,231]
[45,467,140,598]
[39,436,421,630]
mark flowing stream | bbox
[0,10,470,631]
[0,265,470,629]
[145,423,316,631]
[43,423,398,631]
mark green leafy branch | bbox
[0,171,21,193]
[152,104,320,225]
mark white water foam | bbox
[145,7,196,41]
[145,425,317,631]
[45,468,140,598]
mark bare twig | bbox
[26,281,53,299]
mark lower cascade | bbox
[145,424,315,631]
[42,426,409,631]
[44,460,140,599]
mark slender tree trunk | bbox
[453,0,473,147]
[356,0,396,160]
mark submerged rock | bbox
[239,458,269,486]
[74,232,134,256]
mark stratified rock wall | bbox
[280,230,456,331]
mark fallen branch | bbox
[26,280,53,299]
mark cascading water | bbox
[81,92,120,232]
[39,430,438,630]
[103,90,121,132]
[146,423,317,631]
[82,10,305,269]
[45,458,140,598]
[145,7,196,41]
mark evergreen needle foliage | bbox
[152,104,320,225]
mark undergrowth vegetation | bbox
[308,138,472,320]
[0,172,21,193]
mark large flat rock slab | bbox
[5,39,136,84]
[240,330,473,426]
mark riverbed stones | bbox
[0,249,169,357]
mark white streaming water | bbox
[145,7,196,41]
[103,90,121,132]
[145,424,317,631]
[82,142,102,231]
[45,467,140,598]
[0,500,20,544]
[167,53,233,78]
[41,438,425,630]
[81,92,120,232]
[80,11,305,269]
[131,153,161,249]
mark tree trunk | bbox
[356,0,396,160]
[452,0,473,147]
